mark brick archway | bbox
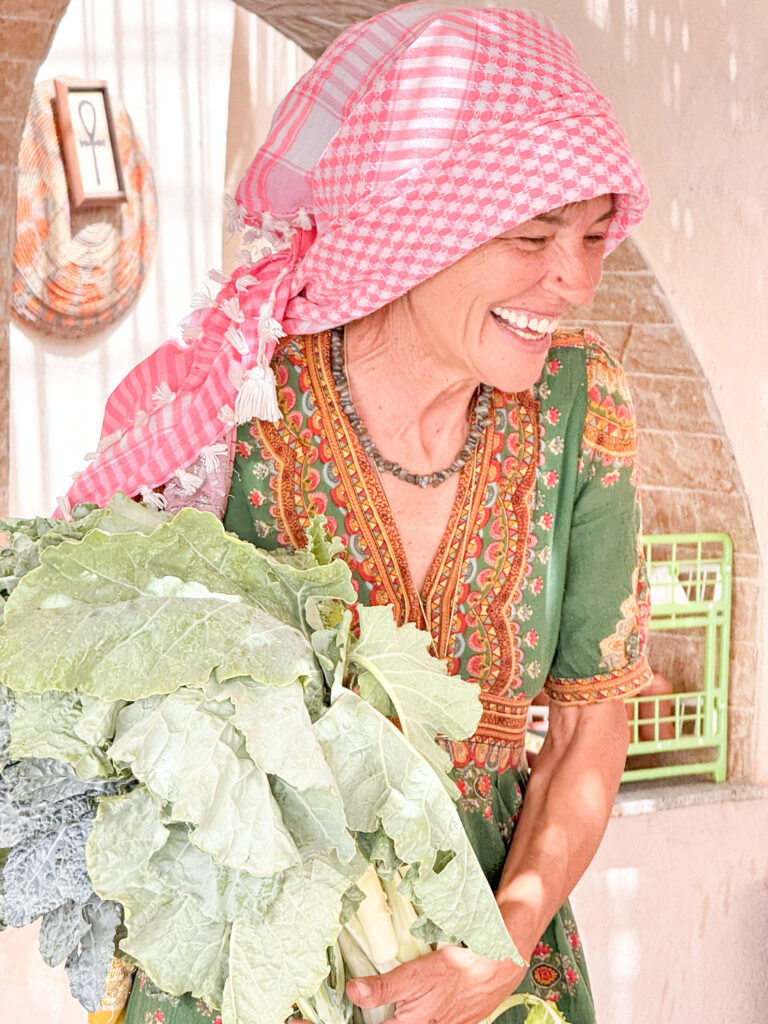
[572,239,759,779]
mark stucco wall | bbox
[571,791,768,1023]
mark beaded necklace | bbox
[329,327,493,489]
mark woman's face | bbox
[400,194,614,393]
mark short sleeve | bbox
[544,333,653,705]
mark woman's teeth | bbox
[490,307,560,335]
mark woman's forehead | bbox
[532,196,615,223]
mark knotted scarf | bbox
[64,2,648,512]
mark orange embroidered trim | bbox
[421,393,502,657]
[484,388,539,700]
[309,334,540,749]
[545,655,654,705]
[448,695,530,773]
[582,413,637,462]
[550,329,638,461]
[475,692,531,743]
[584,342,638,462]
[548,328,588,348]
[252,417,308,549]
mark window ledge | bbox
[613,778,767,817]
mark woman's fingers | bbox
[347,970,399,1007]
[346,947,527,1024]
[346,958,432,1009]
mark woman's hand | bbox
[346,945,527,1024]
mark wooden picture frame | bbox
[54,77,127,208]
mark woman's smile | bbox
[490,307,562,336]
[489,306,562,355]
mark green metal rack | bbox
[622,532,733,783]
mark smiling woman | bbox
[68,5,651,1024]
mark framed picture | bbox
[54,77,127,208]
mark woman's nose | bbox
[546,245,602,308]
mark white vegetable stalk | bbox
[349,865,400,966]
[338,866,432,1024]
[337,868,571,1024]
[380,874,427,964]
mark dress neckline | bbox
[309,331,503,655]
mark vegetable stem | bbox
[481,993,571,1023]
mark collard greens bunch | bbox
[0,497,524,1024]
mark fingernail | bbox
[349,979,370,999]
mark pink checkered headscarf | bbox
[65,2,648,512]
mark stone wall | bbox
[570,238,760,779]
[0,0,72,516]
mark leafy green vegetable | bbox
[88,787,233,1010]
[9,691,124,779]
[271,778,357,865]
[350,607,482,793]
[210,677,335,792]
[0,499,540,1024]
[64,895,124,1011]
[39,896,93,966]
[110,688,301,876]
[221,853,357,1024]
[0,502,105,602]
[0,683,13,767]
[315,689,521,963]
[0,755,129,1009]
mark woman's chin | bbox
[486,358,549,394]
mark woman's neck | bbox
[342,309,481,476]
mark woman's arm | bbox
[347,699,629,1024]
[494,698,629,957]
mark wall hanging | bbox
[11,78,157,337]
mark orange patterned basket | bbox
[12,80,157,337]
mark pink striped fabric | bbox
[65,3,648,511]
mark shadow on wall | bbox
[581,0,749,266]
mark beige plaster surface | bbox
[572,792,768,1023]
[0,920,85,1023]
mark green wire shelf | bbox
[622,532,733,784]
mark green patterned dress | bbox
[123,327,651,1024]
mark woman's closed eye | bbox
[508,235,550,248]
[513,233,606,247]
